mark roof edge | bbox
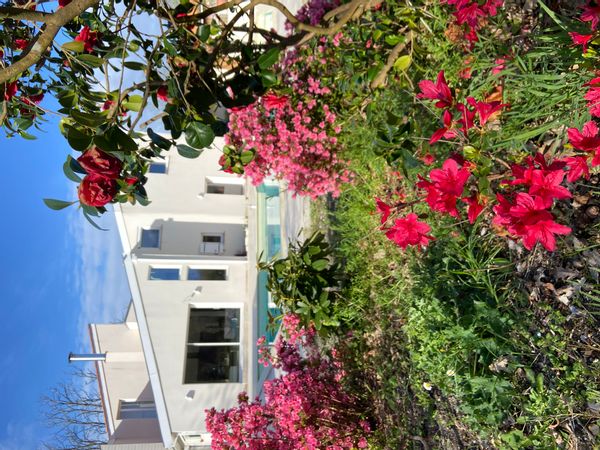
[112,204,173,448]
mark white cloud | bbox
[0,421,41,450]
[67,208,131,352]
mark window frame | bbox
[182,303,243,385]
[117,400,158,420]
[200,233,225,254]
[187,266,228,281]
[148,266,181,281]
[148,157,169,174]
[139,227,161,249]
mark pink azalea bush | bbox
[225,89,352,198]
[206,314,370,449]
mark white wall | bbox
[132,259,250,433]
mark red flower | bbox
[455,3,486,27]
[467,97,509,126]
[58,0,72,7]
[509,193,571,251]
[418,158,470,217]
[77,147,123,178]
[125,176,138,185]
[528,169,572,208]
[584,79,600,117]
[569,32,593,53]
[262,93,288,110]
[582,3,600,30]
[4,81,18,101]
[385,213,434,249]
[567,120,600,152]
[78,173,118,207]
[14,39,28,50]
[157,86,169,102]
[75,26,98,53]
[430,109,458,144]
[462,193,486,224]
[375,198,391,225]
[421,153,436,166]
[562,155,590,182]
[455,101,476,134]
[417,71,453,109]
[219,153,234,174]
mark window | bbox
[206,179,244,195]
[188,268,227,281]
[149,267,180,280]
[184,308,240,383]
[149,161,167,174]
[200,234,224,254]
[119,400,157,419]
[140,229,160,248]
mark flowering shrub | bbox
[440,0,504,46]
[225,93,352,198]
[206,314,370,449]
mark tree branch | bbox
[0,0,100,84]
[0,6,51,21]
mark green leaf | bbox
[65,125,93,151]
[63,157,82,182]
[240,150,254,165]
[57,90,78,108]
[148,128,172,150]
[257,47,280,70]
[62,41,85,53]
[185,122,215,149]
[177,144,202,158]
[44,198,75,210]
[162,37,177,57]
[76,54,104,68]
[110,127,138,152]
[393,54,412,72]
[18,130,36,140]
[385,35,402,46]
[82,211,108,231]
[123,61,146,71]
[123,94,143,112]
[261,71,277,88]
[311,259,329,271]
[71,109,107,128]
[198,25,210,42]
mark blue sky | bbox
[0,98,130,449]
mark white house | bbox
[80,138,279,450]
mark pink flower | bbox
[569,32,593,53]
[385,213,434,249]
[157,85,169,102]
[492,57,508,75]
[417,71,453,109]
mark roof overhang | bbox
[112,204,174,448]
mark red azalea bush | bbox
[206,314,370,449]
[375,2,600,254]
